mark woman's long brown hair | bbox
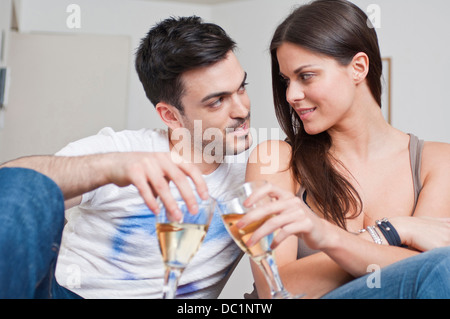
[270,0,383,229]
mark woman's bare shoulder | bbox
[422,141,450,170]
[420,141,450,187]
[247,139,292,173]
[246,140,298,192]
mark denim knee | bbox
[0,167,65,298]
[415,247,450,298]
[0,167,65,229]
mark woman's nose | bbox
[286,82,305,106]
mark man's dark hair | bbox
[135,16,236,112]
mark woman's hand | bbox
[236,182,333,251]
[390,216,450,252]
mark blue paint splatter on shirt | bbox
[110,211,156,257]
[110,204,229,257]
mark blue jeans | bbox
[0,167,81,299]
[322,246,450,299]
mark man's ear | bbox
[351,52,370,84]
[155,102,183,130]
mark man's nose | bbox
[230,93,250,119]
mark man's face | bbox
[175,51,252,161]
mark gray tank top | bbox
[296,133,424,259]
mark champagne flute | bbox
[156,193,216,299]
[218,181,302,299]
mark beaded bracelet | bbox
[366,225,383,245]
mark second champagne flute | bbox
[219,181,302,299]
[156,194,216,299]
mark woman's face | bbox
[276,42,357,135]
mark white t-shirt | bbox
[55,127,246,299]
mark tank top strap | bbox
[408,133,424,213]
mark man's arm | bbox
[1,155,110,201]
[0,152,208,219]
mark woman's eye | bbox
[300,73,314,81]
[281,76,290,86]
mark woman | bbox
[240,0,450,298]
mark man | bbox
[0,16,252,298]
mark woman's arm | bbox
[413,142,450,219]
[388,142,450,250]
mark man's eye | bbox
[210,97,224,108]
[239,82,249,92]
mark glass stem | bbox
[256,252,288,298]
[162,267,182,299]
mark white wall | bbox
[0,32,131,162]
[369,0,450,143]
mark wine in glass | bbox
[219,181,302,299]
[156,194,216,299]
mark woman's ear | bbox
[351,52,370,84]
[155,102,183,130]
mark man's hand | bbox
[106,152,208,219]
